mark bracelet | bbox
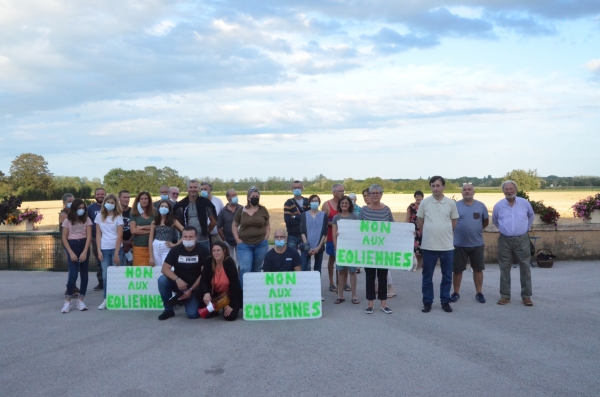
[189,287,194,292]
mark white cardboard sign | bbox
[106,266,163,310]
[243,272,322,321]
[336,220,414,270]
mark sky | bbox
[1,0,599,182]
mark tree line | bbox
[1,153,598,201]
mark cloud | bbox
[585,59,600,73]
[362,28,438,53]
[489,13,557,36]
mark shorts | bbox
[336,264,357,273]
[325,241,336,257]
[453,246,485,272]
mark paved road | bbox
[1,261,599,397]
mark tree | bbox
[503,169,540,191]
[9,153,54,193]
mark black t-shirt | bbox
[263,247,301,272]
[122,208,131,241]
[164,244,209,286]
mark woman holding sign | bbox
[199,242,241,321]
[357,184,394,314]
[332,196,359,304]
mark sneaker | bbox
[421,303,432,313]
[497,297,510,305]
[93,283,103,291]
[381,306,393,314]
[76,300,88,311]
[98,299,107,310]
[476,293,486,303]
[365,307,374,314]
[522,298,533,306]
[61,301,71,313]
[450,292,460,302]
[442,303,453,313]
[158,310,175,321]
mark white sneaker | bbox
[61,300,71,313]
[76,300,88,311]
[98,299,107,310]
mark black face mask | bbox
[250,197,260,206]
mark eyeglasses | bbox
[171,193,179,196]
[334,190,345,193]
[370,192,382,196]
[274,236,286,240]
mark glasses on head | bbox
[462,182,472,186]
[370,192,382,196]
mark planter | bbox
[0,221,33,232]
[583,210,600,224]
[532,214,545,225]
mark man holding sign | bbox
[156,226,209,320]
[417,176,459,313]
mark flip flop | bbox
[351,298,360,304]
[334,298,345,304]
[344,285,351,292]
[329,285,337,292]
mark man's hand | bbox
[175,278,188,291]
[179,289,192,300]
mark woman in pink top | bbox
[60,199,93,313]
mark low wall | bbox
[483,223,600,263]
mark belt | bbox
[500,233,527,239]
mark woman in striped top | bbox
[357,184,394,314]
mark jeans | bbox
[301,247,324,272]
[157,275,200,319]
[196,238,210,253]
[152,240,171,267]
[287,235,301,251]
[66,239,90,297]
[497,234,532,299]
[365,268,388,301]
[100,248,125,299]
[237,240,268,289]
[422,249,454,304]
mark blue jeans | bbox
[157,275,200,319]
[287,235,301,251]
[196,238,210,252]
[422,249,454,304]
[301,247,324,273]
[237,240,268,289]
[100,248,125,299]
[66,239,90,297]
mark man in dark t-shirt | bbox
[157,227,209,320]
[263,229,302,272]
[88,188,105,290]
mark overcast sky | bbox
[1,0,599,181]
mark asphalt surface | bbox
[1,261,599,397]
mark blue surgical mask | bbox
[137,203,144,214]
[231,197,238,204]
[310,202,319,210]
[104,203,115,211]
[66,202,72,209]
[200,191,209,198]
[160,195,169,200]
[76,209,85,216]
[275,239,286,248]
[158,207,169,215]
[293,189,302,196]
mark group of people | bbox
[59,176,536,320]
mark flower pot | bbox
[531,214,545,225]
[0,221,33,232]
[584,210,600,224]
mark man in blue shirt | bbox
[492,180,535,306]
[451,183,489,303]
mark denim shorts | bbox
[336,264,357,272]
[325,241,335,257]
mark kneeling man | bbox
[157,226,209,320]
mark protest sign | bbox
[336,220,414,270]
[243,272,322,321]
[106,266,163,310]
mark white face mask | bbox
[182,240,195,248]
[137,202,144,214]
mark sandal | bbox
[329,285,337,292]
[344,285,351,292]
[351,298,360,304]
[356,268,361,273]
[334,298,345,304]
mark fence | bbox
[0,232,100,271]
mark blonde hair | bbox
[100,194,123,221]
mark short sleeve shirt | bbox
[454,200,488,247]
[417,195,459,251]
[94,214,124,250]
[263,247,301,272]
[164,244,209,286]
[62,218,93,240]
[233,206,270,245]
[332,212,359,225]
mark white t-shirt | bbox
[209,196,225,235]
[95,214,125,250]
[416,195,459,251]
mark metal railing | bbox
[0,232,100,271]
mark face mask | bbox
[310,202,319,210]
[200,191,209,198]
[104,203,115,211]
[66,202,72,209]
[160,195,169,200]
[293,189,302,196]
[182,240,195,248]
[250,197,260,206]
[275,239,286,248]
[158,207,169,215]
[76,209,85,216]
[137,203,144,214]
[231,196,238,204]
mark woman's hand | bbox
[148,259,155,267]
[78,252,87,262]
[69,252,78,262]
[166,241,175,248]
[203,293,212,305]
[223,305,233,317]
[98,251,104,261]
[113,252,120,266]
[235,239,242,245]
